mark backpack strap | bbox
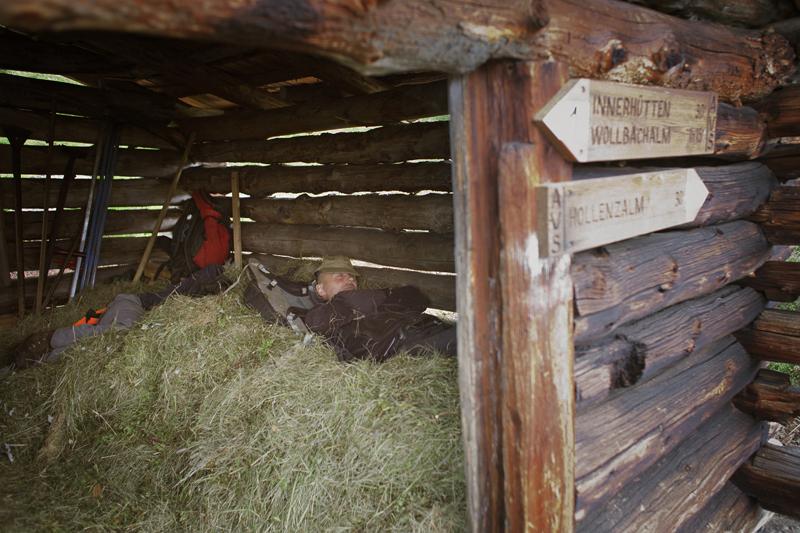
[245,257,317,335]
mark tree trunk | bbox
[732,443,800,520]
[733,308,800,365]
[732,368,800,425]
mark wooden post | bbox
[449,60,573,533]
[231,170,242,267]
[133,131,195,283]
[35,98,56,314]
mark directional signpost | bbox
[534,79,718,162]
[536,169,709,258]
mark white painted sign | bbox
[534,79,718,162]
[536,169,709,257]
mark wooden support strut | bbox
[231,171,242,268]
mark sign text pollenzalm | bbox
[536,169,709,258]
[534,79,718,162]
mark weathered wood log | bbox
[752,85,800,139]
[179,81,448,142]
[1,0,795,103]
[0,145,184,179]
[279,83,347,104]
[0,264,133,315]
[251,253,456,311]
[761,155,800,182]
[4,208,180,240]
[576,403,767,533]
[0,28,125,75]
[228,193,454,234]
[575,285,766,410]
[714,102,769,158]
[732,368,800,425]
[732,442,800,520]
[12,237,169,272]
[747,186,800,245]
[770,18,800,48]
[241,223,454,273]
[573,220,773,345]
[733,308,800,365]
[497,66,575,532]
[676,482,770,533]
[182,162,453,196]
[575,335,761,520]
[192,121,450,165]
[271,51,389,96]
[0,108,177,149]
[619,0,799,28]
[735,261,800,303]
[1,177,190,209]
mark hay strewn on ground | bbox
[0,267,465,532]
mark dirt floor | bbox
[754,417,800,533]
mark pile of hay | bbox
[0,266,465,531]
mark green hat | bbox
[314,256,359,278]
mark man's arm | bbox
[377,286,429,314]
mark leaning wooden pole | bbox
[35,98,57,314]
[133,131,195,283]
[231,170,242,267]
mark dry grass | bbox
[0,266,465,532]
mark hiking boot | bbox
[15,330,55,369]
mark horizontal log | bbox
[733,308,800,365]
[1,0,795,103]
[0,177,190,209]
[575,335,761,520]
[230,193,453,234]
[770,17,800,48]
[11,237,169,273]
[747,186,800,245]
[0,145,185,179]
[241,223,454,273]
[0,28,125,75]
[192,121,450,165]
[623,0,799,27]
[0,107,178,149]
[732,442,800,520]
[4,207,180,241]
[575,285,766,410]
[0,264,134,316]
[735,261,800,302]
[761,155,800,181]
[713,102,769,158]
[676,482,769,533]
[752,85,800,139]
[179,81,448,142]
[732,368,800,425]
[573,221,773,345]
[182,162,453,196]
[250,253,456,311]
[576,403,766,533]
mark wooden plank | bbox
[572,220,773,345]
[241,223,454,273]
[575,285,766,410]
[251,253,456,311]
[191,121,450,165]
[734,308,800,365]
[676,482,770,533]
[0,0,795,103]
[735,261,800,302]
[497,61,574,533]
[179,81,448,142]
[535,79,717,162]
[537,169,708,257]
[182,162,453,196]
[574,335,762,521]
[732,443,800,520]
[732,368,800,425]
[576,404,767,533]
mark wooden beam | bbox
[497,63,574,533]
[273,51,389,95]
[747,186,800,245]
[573,220,773,345]
[179,80,448,142]
[676,482,771,533]
[752,85,800,138]
[576,403,767,533]
[0,29,126,75]
[11,236,169,273]
[761,155,800,182]
[732,368,800,425]
[574,335,761,521]
[620,0,799,27]
[0,0,794,102]
[182,162,453,196]
[735,261,800,303]
[733,308,800,365]
[732,442,800,520]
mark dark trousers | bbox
[137,263,226,310]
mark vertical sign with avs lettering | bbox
[537,169,709,258]
[534,79,717,162]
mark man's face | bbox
[317,272,358,301]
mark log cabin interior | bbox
[2,0,800,531]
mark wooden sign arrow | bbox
[536,169,709,258]
[534,79,718,163]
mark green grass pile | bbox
[0,268,465,532]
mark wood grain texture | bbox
[752,85,800,138]
[732,443,800,520]
[497,61,574,533]
[572,220,772,345]
[747,186,800,245]
[574,335,761,520]
[618,0,799,27]
[735,261,800,303]
[732,368,800,425]
[734,308,800,365]
[575,285,766,410]
[676,482,769,533]
[576,403,767,533]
